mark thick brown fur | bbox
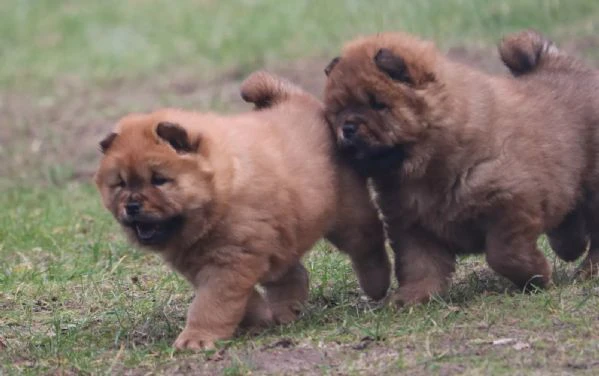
[499,30,599,278]
[95,72,391,350]
[323,31,599,305]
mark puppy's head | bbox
[94,112,214,250]
[323,32,441,174]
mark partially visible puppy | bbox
[323,32,598,305]
[95,72,390,350]
[499,30,599,278]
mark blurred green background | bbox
[1,0,597,89]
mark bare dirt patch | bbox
[124,340,406,375]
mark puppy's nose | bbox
[125,201,141,216]
[342,122,358,139]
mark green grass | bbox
[1,0,598,89]
[3,0,599,374]
[1,185,598,374]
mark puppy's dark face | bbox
[95,116,214,250]
[323,33,439,175]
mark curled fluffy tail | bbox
[240,71,305,109]
[498,30,559,76]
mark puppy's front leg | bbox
[174,256,266,350]
[390,226,456,306]
[485,209,552,290]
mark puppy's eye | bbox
[151,174,170,186]
[368,94,388,111]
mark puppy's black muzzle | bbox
[125,201,141,216]
[341,122,358,140]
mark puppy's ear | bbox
[324,57,340,76]
[99,132,117,154]
[156,122,199,153]
[374,49,413,84]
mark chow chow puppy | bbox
[323,31,599,305]
[94,71,391,350]
[499,30,599,278]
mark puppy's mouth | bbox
[338,138,406,176]
[123,216,184,246]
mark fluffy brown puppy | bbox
[95,72,390,350]
[499,30,599,278]
[323,32,598,305]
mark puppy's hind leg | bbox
[485,208,552,291]
[327,168,391,301]
[327,221,391,301]
[326,179,391,301]
[262,262,309,324]
[239,288,274,331]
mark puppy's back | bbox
[239,71,334,166]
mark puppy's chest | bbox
[376,181,487,253]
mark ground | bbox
[2,1,599,375]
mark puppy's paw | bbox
[173,330,216,351]
[240,304,274,331]
[388,291,427,309]
[519,274,552,293]
[388,282,442,308]
[353,260,391,301]
[270,301,303,325]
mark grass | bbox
[2,0,599,374]
[2,185,599,374]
